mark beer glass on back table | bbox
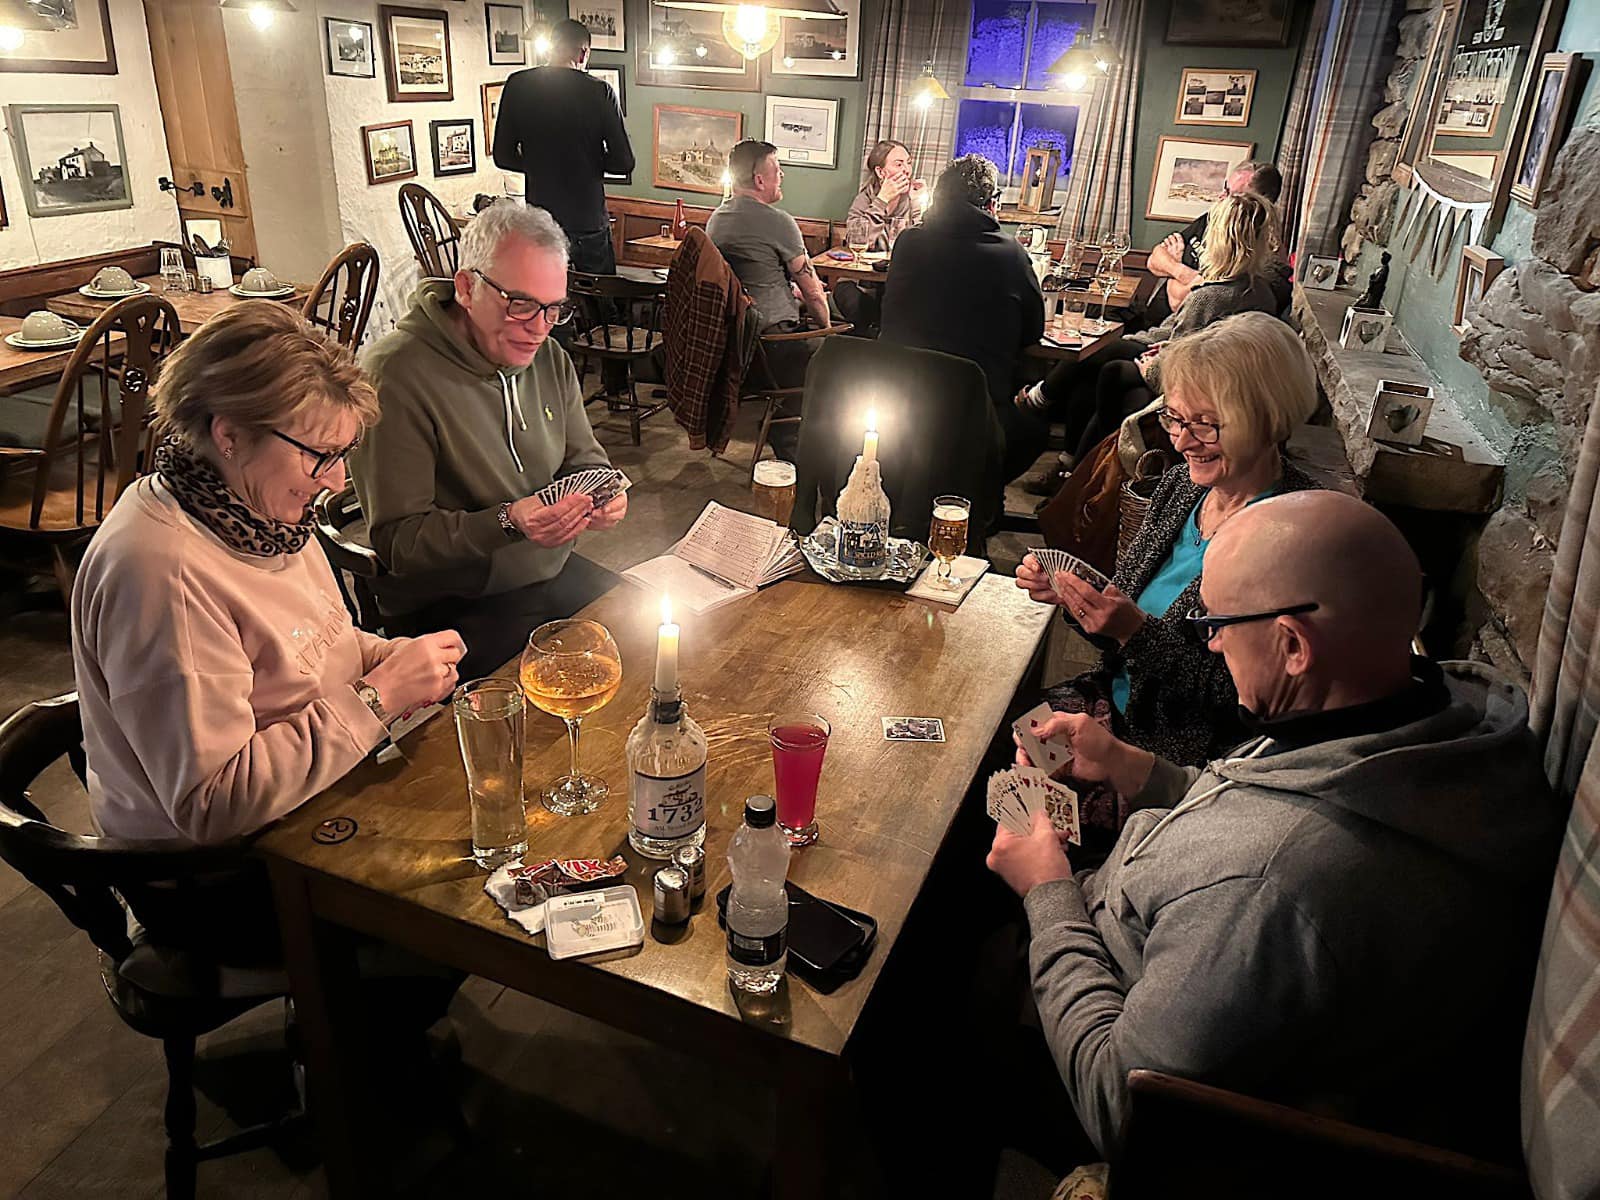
[928,494,971,588]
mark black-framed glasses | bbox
[1187,603,1319,642]
[271,430,361,479]
[1157,408,1223,445]
[471,269,577,325]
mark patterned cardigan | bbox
[1050,457,1320,767]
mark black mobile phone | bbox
[715,882,874,977]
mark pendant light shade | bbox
[1047,33,1096,91]
[909,60,949,109]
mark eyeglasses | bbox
[1186,602,1320,642]
[1157,408,1223,445]
[271,430,362,479]
[471,269,577,325]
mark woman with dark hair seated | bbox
[835,139,927,334]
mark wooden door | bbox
[142,0,258,261]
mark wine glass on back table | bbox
[520,619,621,816]
[1094,257,1123,330]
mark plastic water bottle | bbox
[726,794,790,995]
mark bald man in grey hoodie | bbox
[990,492,1562,1162]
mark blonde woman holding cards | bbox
[1013,312,1320,841]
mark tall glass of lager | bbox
[928,495,971,588]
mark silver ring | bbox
[1076,606,1087,617]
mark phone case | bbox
[715,883,878,995]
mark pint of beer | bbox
[752,460,797,528]
[928,494,971,588]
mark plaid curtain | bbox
[1052,0,1145,239]
[862,0,965,186]
[1276,0,1334,257]
[1524,379,1600,1200]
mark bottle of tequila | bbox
[626,685,707,859]
[835,454,890,572]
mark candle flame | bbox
[866,408,877,435]
[660,594,673,627]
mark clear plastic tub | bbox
[544,885,646,960]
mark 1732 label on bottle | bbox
[631,765,706,839]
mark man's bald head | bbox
[1201,492,1423,714]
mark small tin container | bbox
[673,844,706,902]
[195,273,213,295]
[652,866,691,924]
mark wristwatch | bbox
[497,501,522,540]
[355,678,389,726]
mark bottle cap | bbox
[744,794,776,829]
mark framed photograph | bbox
[1304,254,1340,290]
[325,17,377,78]
[0,0,116,74]
[430,118,476,176]
[1144,135,1254,224]
[769,0,859,79]
[1166,0,1290,47]
[1432,150,1499,181]
[362,120,418,185]
[590,64,625,114]
[765,95,838,168]
[485,3,525,67]
[1451,244,1507,335]
[1366,381,1434,447]
[1174,68,1257,127]
[481,81,506,149]
[1510,53,1583,208]
[6,103,132,218]
[653,103,742,194]
[378,5,453,104]
[635,0,760,91]
[570,1,624,53]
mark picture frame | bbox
[1451,244,1507,335]
[590,64,625,115]
[481,81,506,150]
[325,17,377,78]
[570,1,624,53]
[765,95,838,169]
[1431,150,1500,181]
[1304,254,1340,290]
[378,5,453,104]
[652,103,742,194]
[430,118,476,176]
[485,3,525,67]
[0,0,116,74]
[1165,0,1290,47]
[1174,68,1257,127]
[362,119,419,185]
[1144,135,1254,224]
[0,176,8,230]
[6,103,133,218]
[1366,380,1435,448]
[635,0,761,92]
[768,0,859,80]
[1510,52,1583,207]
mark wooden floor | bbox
[0,395,1088,1198]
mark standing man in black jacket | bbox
[881,154,1045,490]
[492,18,633,275]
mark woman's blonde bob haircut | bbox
[153,301,380,452]
[1159,311,1317,454]
[1199,190,1279,282]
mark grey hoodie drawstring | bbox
[497,370,526,472]
[1122,736,1275,866]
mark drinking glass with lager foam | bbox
[928,494,971,588]
[520,619,622,816]
[751,459,796,528]
[454,679,528,869]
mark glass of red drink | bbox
[769,714,830,847]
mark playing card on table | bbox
[1012,702,1072,773]
[1034,548,1111,592]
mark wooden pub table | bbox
[810,252,890,286]
[0,316,124,394]
[1028,319,1126,363]
[256,573,1051,1197]
[45,275,307,337]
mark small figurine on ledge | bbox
[1353,251,1392,310]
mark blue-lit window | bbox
[956,0,1095,193]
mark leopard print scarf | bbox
[155,437,313,557]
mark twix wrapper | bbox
[509,856,628,906]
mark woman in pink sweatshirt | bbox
[71,303,466,947]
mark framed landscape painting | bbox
[635,0,760,91]
[1166,0,1290,47]
[379,5,453,103]
[766,95,838,168]
[485,3,525,67]
[430,118,476,176]
[653,104,742,194]
[768,0,858,79]
[1145,135,1254,223]
[7,103,132,218]
[0,0,116,74]
[363,119,418,185]
[325,17,377,78]
[1174,68,1257,127]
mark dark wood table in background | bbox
[810,252,889,286]
[45,276,306,337]
[0,317,125,395]
[256,574,1051,1197]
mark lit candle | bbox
[654,595,679,693]
[721,170,732,201]
[863,409,878,465]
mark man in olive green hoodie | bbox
[354,203,627,677]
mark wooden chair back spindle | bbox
[398,183,462,279]
[302,242,381,348]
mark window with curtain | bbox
[955,0,1096,194]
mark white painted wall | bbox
[0,0,181,271]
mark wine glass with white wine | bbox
[928,495,971,589]
[520,619,622,816]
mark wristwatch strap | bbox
[355,679,388,726]
[497,501,521,539]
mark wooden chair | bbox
[0,695,301,1200]
[0,293,178,601]
[1114,1069,1532,1199]
[312,484,386,633]
[301,242,380,348]
[742,317,855,478]
[566,271,667,445]
[398,183,462,279]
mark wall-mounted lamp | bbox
[219,0,297,31]
[909,60,949,109]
